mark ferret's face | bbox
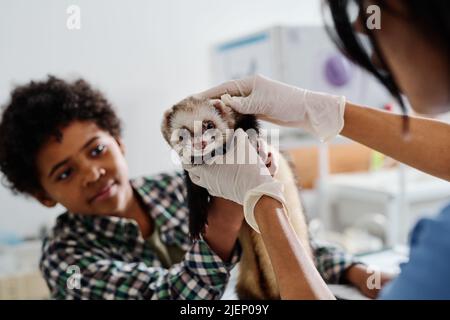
[162,98,236,164]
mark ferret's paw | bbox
[257,139,279,177]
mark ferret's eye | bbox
[176,128,191,143]
[203,121,215,131]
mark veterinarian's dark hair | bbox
[0,75,122,196]
[323,0,450,133]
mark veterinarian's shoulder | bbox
[131,171,188,216]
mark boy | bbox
[0,76,388,299]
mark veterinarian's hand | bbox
[196,74,346,141]
[183,129,287,232]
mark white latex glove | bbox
[183,129,287,233]
[196,74,346,142]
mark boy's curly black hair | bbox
[0,76,122,196]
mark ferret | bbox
[161,96,312,299]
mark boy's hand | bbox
[345,264,394,299]
[203,197,244,262]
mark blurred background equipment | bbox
[211,26,391,108]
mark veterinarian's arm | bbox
[203,197,244,262]
[254,196,335,300]
[198,75,450,181]
[341,102,450,181]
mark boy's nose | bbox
[83,166,106,187]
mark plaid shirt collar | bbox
[130,172,191,251]
[59,172,191,252]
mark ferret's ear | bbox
[211,99,231,116]
[162,109,172,128]
[162,109,172,125]
[161,109,174,143]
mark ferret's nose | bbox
[193,141,207,150]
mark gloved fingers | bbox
[187,168,205,188]
[229,128,252,157]
[257,114,306,128]
[194,81,239,99]
[235,131,273,179]
[195,75,253,99]
[219,128,258,165]
[204,153,226,165]
[220,94,252,115]
[181,162,194,171]
[256,114,289,125]
[188,171,200,184]
[203,128,269,174]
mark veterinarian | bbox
[183,0,450,299]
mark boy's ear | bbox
[115,137,126,155]
[34,191,57,208]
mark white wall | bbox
[0,0,323,238]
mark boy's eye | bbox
[57,168,72,181]
[91,144,106,157]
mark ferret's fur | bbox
[161,96,312,299]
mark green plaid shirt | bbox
[40,171,358,300]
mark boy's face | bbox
[35,121,133,216]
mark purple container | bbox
[324,54,354,87]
